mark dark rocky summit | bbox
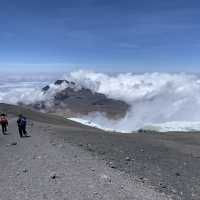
[42,85,50,92]
[33,80,129,118]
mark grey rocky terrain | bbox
[1,103,200,199]
[0,104,170,200]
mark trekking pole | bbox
[27,120,34,134]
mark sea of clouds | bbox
[1,70,200,132]
[0,72,62,105]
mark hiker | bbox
[0,113,8,135]
[17,114,29,138]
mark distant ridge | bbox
[0,103,86,128]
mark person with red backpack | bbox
[0,113,8,135]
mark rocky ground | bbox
[0,103,200,200]
[58,128,200,200]
[0,117,170,200]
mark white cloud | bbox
[2,70,200,132]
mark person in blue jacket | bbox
[17,114,29,138]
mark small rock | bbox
[11,142,17,146]
[143,177,148,182]
[159,183,167,189]
[108,161,117,169]
[16,172,21,176]
[22,169,28,173]
[171,189,177,194]
[33,155,42,160]
[139,177,145,183]
[90,168,95,172]
[125,156,131,161]
[175,172,180,176]
[50,172,57,179]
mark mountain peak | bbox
[32,80,129,118]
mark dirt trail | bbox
[0,118,171,200]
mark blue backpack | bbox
[20,117,27,126]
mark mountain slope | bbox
[0,104,170,200]
[0,103,86,128]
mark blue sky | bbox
[0,0,200,73]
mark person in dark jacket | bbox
[0,113,8,135]
[17,114,29,138]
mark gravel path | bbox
[0,118,171,200]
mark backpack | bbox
[0,116,7,124]
[20,117,27,126]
